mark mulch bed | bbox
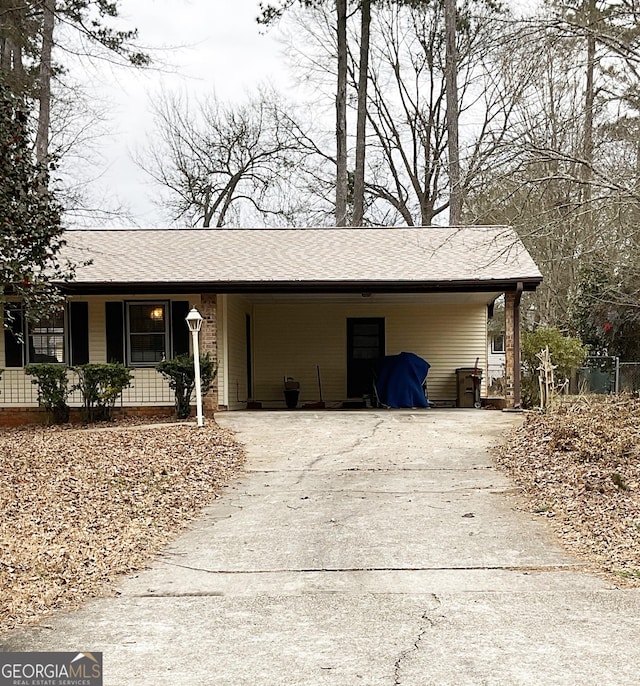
[0,419,245,634]
[497,395,640,586]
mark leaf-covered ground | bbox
[0,420,245,634]
[497,395,640,585]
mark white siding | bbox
[253,302,487,406]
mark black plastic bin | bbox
[456,367,483,408]
[284,377,300,409]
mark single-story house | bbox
[0,226,542,422]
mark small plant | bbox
[157,354,217,419]
[614,569,640,580]
[25,363,71,424]
[611,472,629,491]
[73,363,133,423]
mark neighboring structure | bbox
[0,226,542,421]
[487,332,506,394]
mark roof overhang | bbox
[61,278,541,296]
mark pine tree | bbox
[0,82,74,324]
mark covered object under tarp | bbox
[375,352,430,408]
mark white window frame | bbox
[491,333,506,354]
[125,300,170,367]
[12,305,68,366]
[28,310,67,364]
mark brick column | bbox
[504,291,516,409]
[199,294,218,413]
[504,287,523,409]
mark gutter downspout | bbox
[513,281,523,409]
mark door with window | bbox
[347,318,385,398]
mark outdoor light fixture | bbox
[185,307,204,427]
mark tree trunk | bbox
[351,0,370,227]
[1,8,25,92]
[582,0,596,230]
[36,0,56,165]
[444,0,461,225]
[335,0,348,227]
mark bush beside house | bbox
[157,354,217,419]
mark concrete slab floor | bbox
[3,410,639,686]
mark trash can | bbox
[456,367,483,408]
[284,377,300,409]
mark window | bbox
[4,303,90,367]
[491,334,505,354]
[126,301,169,365]
[29,310,66,363]
[3,305,67,365]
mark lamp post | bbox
[185,307,204,427]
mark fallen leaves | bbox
[497,395,640,585]
[0,420,245,634]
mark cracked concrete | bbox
[393,596,442,686]
[3,409,640,685]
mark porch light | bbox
[185,307,204,427]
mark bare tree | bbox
[351,0,370,226]
[466,26,621,326]
[361,2,510,225]
[444,0,461,224]
[335,0,349,225]
[464,0,640,329]
[137,89,307,228]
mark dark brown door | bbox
[347,318,385,398]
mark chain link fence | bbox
[618,363,640,393]
[577,357,640,394]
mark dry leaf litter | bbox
[0,420,244,634]
[497,395,640,585]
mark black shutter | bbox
[69,302,89,365]
[105,302,125,363]
[4,305,25,368]
[171,301,190,357]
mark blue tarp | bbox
[375,352,430,408]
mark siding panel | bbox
[253,303,487,405]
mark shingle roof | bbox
[61,226,542,291]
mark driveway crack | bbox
[294,418,386,477]
[394,594,442,685]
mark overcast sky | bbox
[66,0,292,227]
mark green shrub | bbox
[521,328,588,407]
[157,354,217,419]
[25,363,71,424]
[73,363,133,423]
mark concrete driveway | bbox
[4,410,640,685]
